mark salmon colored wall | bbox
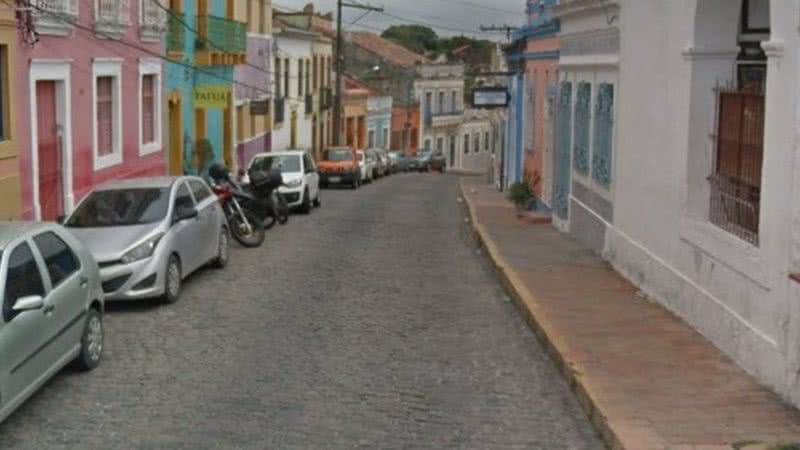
[16,3,166,219]
[523,35,558,196]
[391,105,420,154]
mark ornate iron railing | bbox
[167,12,185,53]
[196,15,246,54]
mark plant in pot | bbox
[507,181,533,218]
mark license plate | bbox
[329,176,341,183]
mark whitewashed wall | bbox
[272,33,314,151]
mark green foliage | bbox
[507,182,532,211]
[381,25,439,55]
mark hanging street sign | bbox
[471,87,510,108]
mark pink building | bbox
[16,0,168,220]
[507,0,560,204]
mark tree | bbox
[382,25,439,55]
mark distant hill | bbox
[381,25,494,69]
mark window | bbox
[573,82,591,175]
[0,45,8,141]
[438,91,444,113]
[95,0,131,37]
[436,137,443,152]
[140,0,168,42]
[382,127,389,149]
[188,179,212,203]
[313,56,318,91]
[259,0,266,34]
[368,129,376,148]
[474,133,480,152]
[298,59,304,97]
[236,105,245,140]
[3,243,45,323]
[284,58,289,99]
[451,90,457,112]
[484,131,489,151]
[305,59,311,95]
[424,139,431,150]
[464,134,470,154]
[93,60,122,170]
[303,153,315,173]
[173,182,195,218]
[275,57,282,97]
[33,232,80,288]
[139,59,162,155]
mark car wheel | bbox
[74,308,103,371]
[313,189,321,208]
[212,228,229,269]
[300,188,312,214]
[163,255,182,304]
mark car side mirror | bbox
[175,207,198,223]
[13,295,44,312]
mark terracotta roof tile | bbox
[347,31,429,68]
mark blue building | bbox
[367,96,393,149]
[164,0,247,175]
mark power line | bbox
[430,0,520,15]
[378,10,501,35]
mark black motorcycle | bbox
[208,164,265,248]
[246,168,290,229]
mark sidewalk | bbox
[459,177,800,450]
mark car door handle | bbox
[80,276,89,288]
[43,304,55,314]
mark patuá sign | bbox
[194,85,231,109]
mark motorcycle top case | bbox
[248,169,283,190]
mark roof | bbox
[346,31,429,68]
[0,222,51,249]
[95,177,179,190]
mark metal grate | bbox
[709,84,765,245]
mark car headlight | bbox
[285,178,303,188]
[121,233,163,264]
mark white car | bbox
[245,150,321,213]
[356,150,375,183]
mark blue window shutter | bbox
[592,83,614,188]
[573,82,591,175]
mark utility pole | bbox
[333,1,384,146]
[479,25,519,40]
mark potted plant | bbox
[507,181,533,217]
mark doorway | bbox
[36,81,63,221]
[290,110,298,148]
[168,94,183,175]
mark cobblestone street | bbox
[0,174,603,450]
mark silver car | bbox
[64,176,229,303]
[0,222,105,424]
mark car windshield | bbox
[251,155,301,173]
[326,149,353,161]
[66,188,170,228]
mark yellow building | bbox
[0,4,20,219]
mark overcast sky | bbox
[275,0,526,40]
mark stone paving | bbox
[0,173,603,450]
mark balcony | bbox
[140,0,167,42]
[194,15,247,66]
[94,0,131,38]
[32,0,79,36]
[166,12,186,57]
[431,109,464,128]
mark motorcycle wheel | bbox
[229,210,265,248]
[277,195,290,225]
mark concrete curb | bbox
[459,179,637,450]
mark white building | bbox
[271,19,316,151]
[602,0,800,406]
[456,109,495,173]
[414,63,465,165]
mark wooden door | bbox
[290,110,297,148]
[36,81,63,221]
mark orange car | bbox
[318,147,362,189]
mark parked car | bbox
[63,176,228,304]
[414,151,447,172]
[246,150,321,213]
[356,150,375,184]
[0,222,105,424]
[318,147,362,189]
[388,151,410,173]
[371,149,391,176]
[366,149,383,179]
[407,152,423,171]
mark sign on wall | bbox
[250,100,269,116]
[194,85,231,109]
[472,87,510,108]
